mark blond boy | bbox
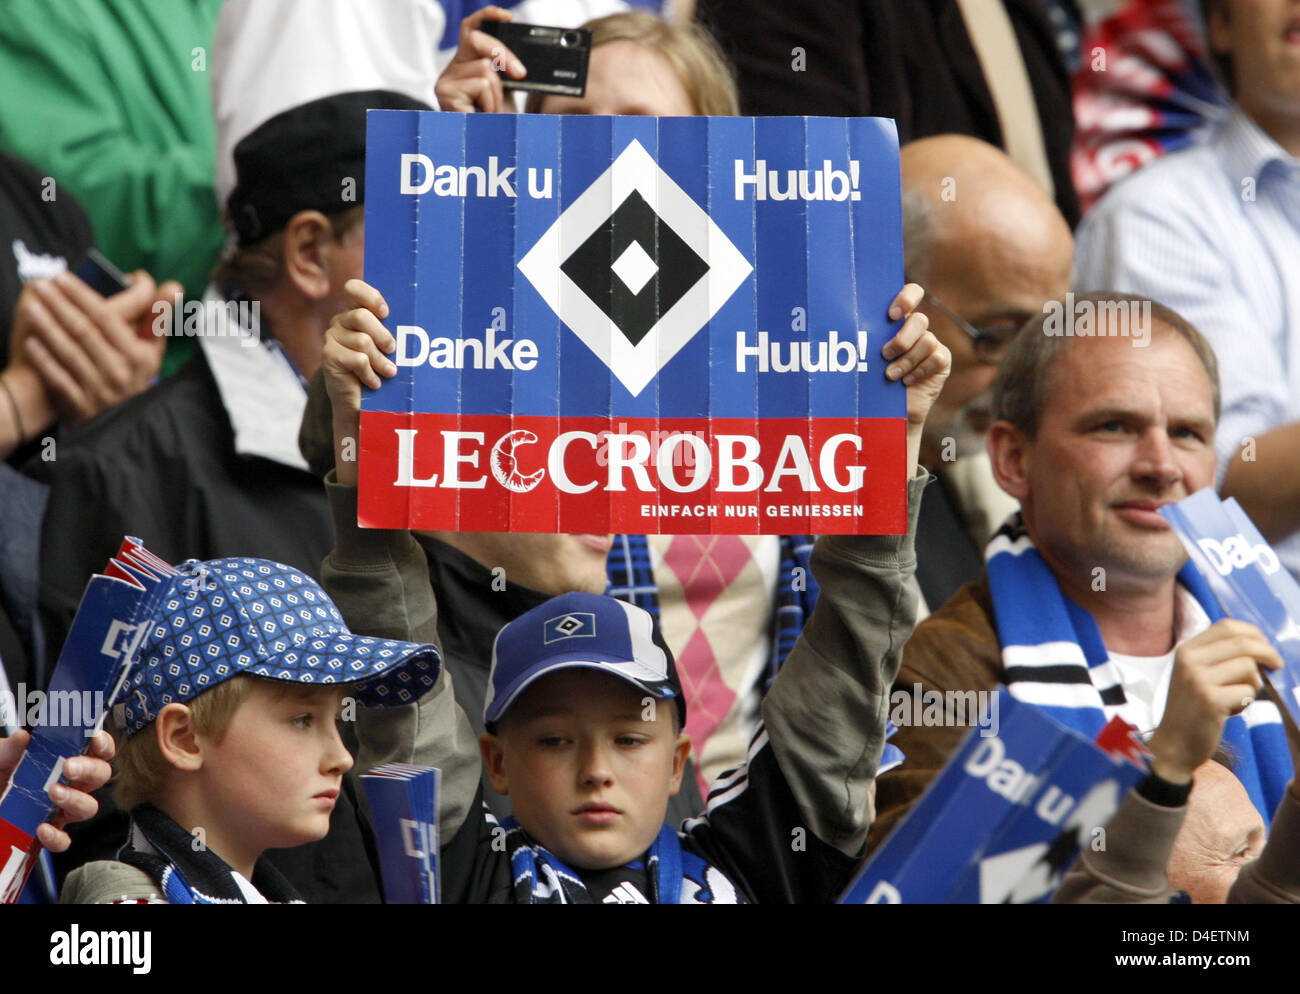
[61,557,439,903]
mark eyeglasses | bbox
[922,292,1022,365]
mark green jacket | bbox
[0,0,225,357]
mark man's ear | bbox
[667,732,692,797]
[480,732,510,795]
[155,703,204,772]
[280,210,335,302]
[986,420,1031,501]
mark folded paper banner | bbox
[0,539,175,903]
[1161,489,1300,736]
[841,691,1144,904]
[361,763,440,904]
[360,111,907,535]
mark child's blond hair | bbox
[113,675,255,811]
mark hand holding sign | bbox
[1148,619,1282,785]
[881,282,948,477]
[323,278,397,487]
[0,728,114,853]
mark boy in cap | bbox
[60,556,440,904]
[42,87,434,904]
[319,279,949,902]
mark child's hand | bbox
[322,279,398,487]
[882,283,950,477]
[435,6,527,114]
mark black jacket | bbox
[697,0,1080,226]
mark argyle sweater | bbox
[606,533,818,694]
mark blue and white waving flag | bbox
[842,691,1144,904]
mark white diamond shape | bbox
[517,139,752,398]
[610,240,658,295]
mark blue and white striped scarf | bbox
[986,515,1293,822]
[502,818,741,904]
[118,805,304,905]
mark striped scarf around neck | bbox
[984,515,1292,821]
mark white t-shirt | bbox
[1107,586,1212,735]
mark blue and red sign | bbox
[1,539,174,903]
[842,693,1145,904]
[1163,490,1300,738]
[360,111,906,534]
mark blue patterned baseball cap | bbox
[122,557,441,735]
[484,592,684,732]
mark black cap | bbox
[227,89,430,245]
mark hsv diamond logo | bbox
[360,112,909,536]
[544,612,596,643]
[519,140,751,397]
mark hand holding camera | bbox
[435,6,590,114]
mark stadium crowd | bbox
[0,0,1297,906]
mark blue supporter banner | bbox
[361,764,441,904]
[359,111,906,535]
[841,691,1144,904]
[0,539,175,903]
[1161,488,1300,733]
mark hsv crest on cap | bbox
[484,591,684,731]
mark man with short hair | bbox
[900,134,1073,610]
[1075,0,1300,580]
[36,90,425,675]
[868,296,1293,853]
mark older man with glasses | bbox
[899,134,1074,613]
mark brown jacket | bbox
[873,574,1300,903]
[868,574,1003,853]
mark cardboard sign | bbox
[1161,488,1300,737]
[361,763,440,904]
[0,540,175,903]
[841,691,1144,904]
[360,112,907,535]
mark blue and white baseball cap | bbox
[122,557,441,735]
[484,592,685,732]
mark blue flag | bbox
[1,539,175,903]
[842,691,1144,904]
[361,763,441,904]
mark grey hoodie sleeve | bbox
[761,470,926,857]
[319,473,482,845]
